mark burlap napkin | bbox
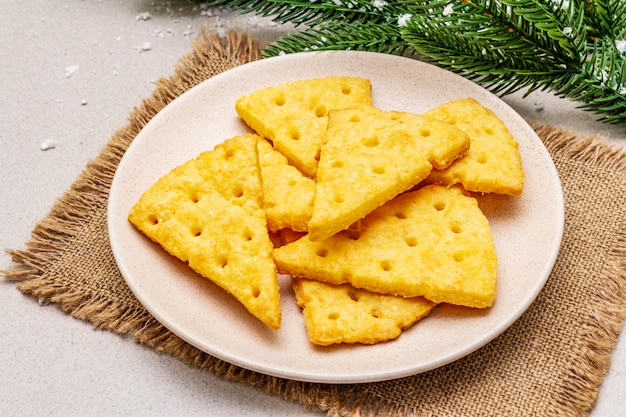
[4,29,626,417]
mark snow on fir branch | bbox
[201,0,626,128]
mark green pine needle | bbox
[201,0,626,128]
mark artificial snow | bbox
[64,65,79,78]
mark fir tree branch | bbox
[261,22,411,56]
[199,0,626,128]
[203,0,407,26]
[584,0,626,39]
[403,0,626,125]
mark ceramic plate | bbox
[108,51,564,383]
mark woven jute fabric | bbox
[4,29,626,417]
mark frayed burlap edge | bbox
[3,29,626,417]
[531,124,626,417]
[3,29,260,338]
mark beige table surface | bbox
[1,1,624,416]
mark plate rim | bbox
[107,50,564,383]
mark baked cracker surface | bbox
[308,104,470,241]
[424,98,524,195]
[128,134,281,329]
[276,184,497,308]
[293,278,435,346]
[258,139,315,232]
[236,76,372,178]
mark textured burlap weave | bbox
[4,30,626,417]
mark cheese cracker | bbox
[424,98,524,195]
[293,278,435,346]
[236,76,372,177]
[276,184,497,308]
[128,134,281,329]
[308,104,470,241]
[257,138,315,232]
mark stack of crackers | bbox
[128,76,524,346]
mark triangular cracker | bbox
[128,134,281,329]
[275,185,497,308]
[236,76,372,177]
[424,98,524,195]
[257,139,315,232]
[293,278,435,346]
[308,104,470,241]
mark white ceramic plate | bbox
[108,51,564,383]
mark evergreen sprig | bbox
[202,0,626,127]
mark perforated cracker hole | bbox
[328,312,340,320]
[223,146,235,159]
[434,202,446,211]
[273,95,286,106]
[419,128,432,137]
[341,85,352,95]
[482,126,495,135]
[331,160,344,168]
[333,194,345,204]
[191,226,202,237]
[380,260,392,271]
[370,309,382,319]
[476,155,488,164]
[316,248,328,258]
[289,129,301,141]
[252,287,261,298]
[347,229,361,240]
[349,115,360,123]
[452,253,464,263]
[450,223,463,234]
[348,289,361,302]
[148,214,159,225]
[361,136,379,147]
[217,256,229,268]
[243,230,253,241]
[288,179,297,186]
[232,185,244,198]
[394,211,407,220]
[372,166,385,175]
[405,236,418,247]
[314,105,327,117]
[190,191,200,203]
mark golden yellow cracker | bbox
[257,138,315,232]
[276,184,497,308]
[128,134,281,330]
[424,98,524,195]
[236,76,372,177]
[293,278,435,346]
[308,104,470,241]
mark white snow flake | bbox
[398,14,412,27]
